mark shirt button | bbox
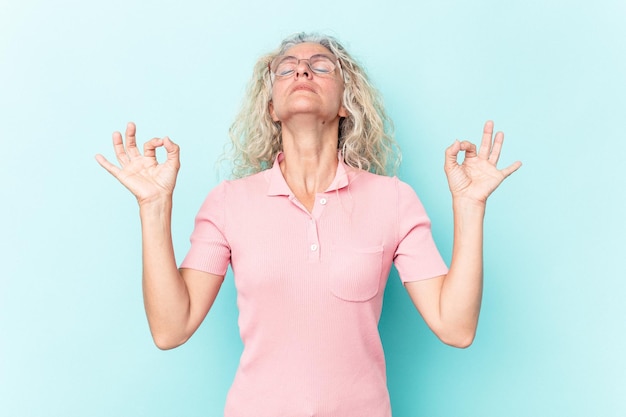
[310,244,318,251]
[320,198,327,205]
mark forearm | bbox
[439,198,485,344]
[139,198,191,349]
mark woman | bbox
[96,32,521,417]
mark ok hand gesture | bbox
[444,121,522,205]
[95,122,181,205]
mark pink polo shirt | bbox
[181,154,448,417]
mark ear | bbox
[338,104,348,118]
[269,100,280,122]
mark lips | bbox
[290,83,317,94]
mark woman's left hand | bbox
[444,120,522,205]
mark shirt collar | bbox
[266,152,351,196]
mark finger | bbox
[125,122,141,158]
[95,154,122,178]
[477,120,494,159]
[444,140,462,171]
[112,131,130,165]
[143,137,164,159]
[500,160,522,178]
[488,131,504,165]
[162,137,181,167]
[460,140,477,158]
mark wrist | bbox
[452,197,486,220]
[452,195,486,209]
[139,195,173,216]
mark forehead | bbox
[282,42,333,58]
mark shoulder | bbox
[346,167,416,198]
[197,170,265,204]
[195,171,270,221]
[216,170,269,196]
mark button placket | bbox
[310,193,329,220]
[307,218,320,262]
[306,194,330,262]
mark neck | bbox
[279,117,340,208]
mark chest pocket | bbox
[330,245,384,302]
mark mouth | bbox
[291,83,316,93]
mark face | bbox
[268,42,347,123]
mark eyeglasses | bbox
[269,54,341,79]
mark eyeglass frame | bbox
[268,53,344,81]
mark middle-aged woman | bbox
[96,32,521,417]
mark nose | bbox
[294,59,313,79]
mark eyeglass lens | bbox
[271,54,337,77]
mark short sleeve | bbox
[180,182,231,276]
[393,179,448,283]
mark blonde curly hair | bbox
[226,32,400,178]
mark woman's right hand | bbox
[95,122,181,205]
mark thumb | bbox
[444,140,461,171]
[162,137,181,167]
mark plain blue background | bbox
[1,0,625,416]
